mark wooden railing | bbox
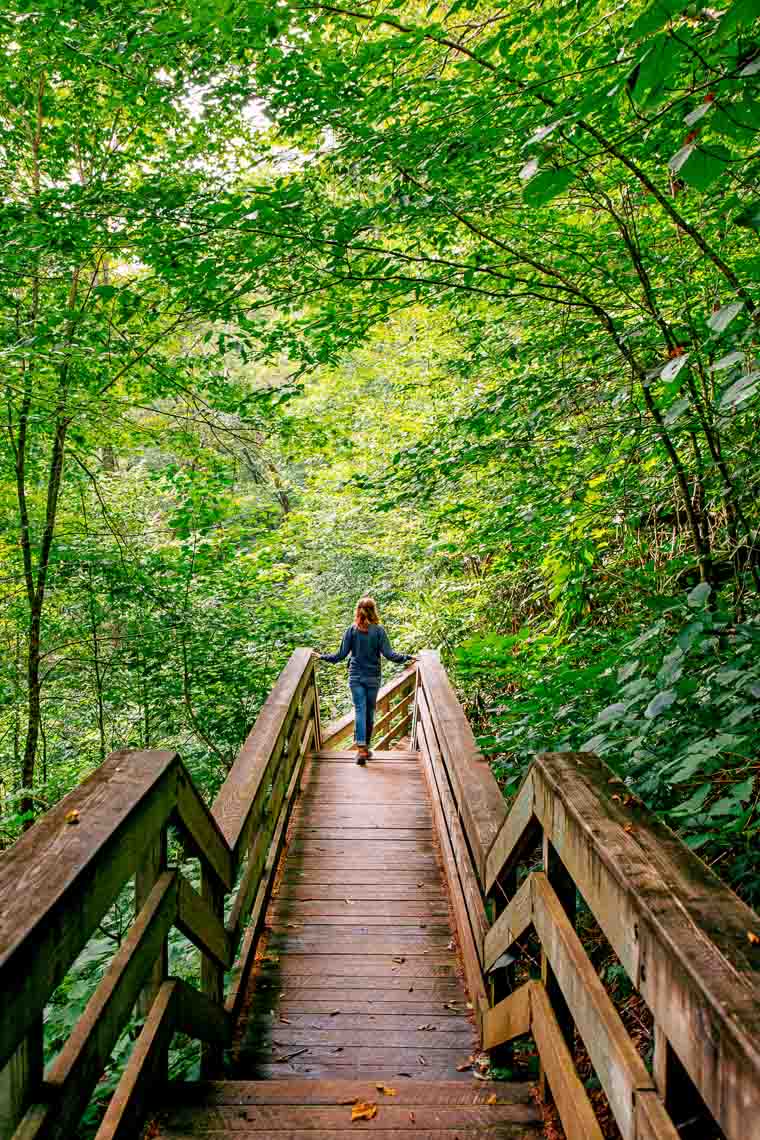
[0,649,320,1140]
[321,664,416,751]
[414,650,760,1140]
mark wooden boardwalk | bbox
[4,651,759,1140]
[156,748,544,1137]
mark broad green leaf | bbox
[676,144,732,191]
[707,301,744,332]
[644,688,677,718]
[719,370,760,411]
[522,168,575,206]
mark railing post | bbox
[0,1020,42,1140]
[488,868,517,1070]
[135,826,169,1086]
[311,665,322,751]
[539,835,576,1103]
[200,863,225,1077]
[654,1025,716,1139]
[135,827,168,1020]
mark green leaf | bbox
[522,168,575,207]
[718,370,760,411]
[629,0,683,41]
[687,581,711,607]
[675,144,732,191]
[644,688,677,718]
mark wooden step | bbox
[154,1079,544,1137]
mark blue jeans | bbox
[349,680,379,747]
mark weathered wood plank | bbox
[484,769,538,894]
[175,772,234,892]
[374,708,413,751]
[483,874,533,973]
[532,872,655,1140]
[419,729,489,1037]
[0,749,178,1072]
[530,981,604,1140]
[532,751,760,1140]
[135,829,168,1021]
[0,1023,41,1140]
[159,1078,537,1106]
[176,873,232,971]
[370,690,413,742]
[94,980,176,1140]
[418,651,506,884]
[212,649,313,855]
[173,979,230,1048]
[417,701,489,960]
[13,873,178,1140]
[225,739,309,1020]
[482,981,533,1050]
[634,1089,682,1140]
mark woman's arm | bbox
[379,627,413,665]
[319,627,353,664]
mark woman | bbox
[317,597,416,764]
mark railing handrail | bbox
[414,658,760,1140]
[482,749,760,1140]
[212,647,316,855]
[417,650,506,881]
[320,663,416,750]
[0,648,321,1140]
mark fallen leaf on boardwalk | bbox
[338,1097,358,1105]
[487,1094,498,1105]
[375,1084,397,1095]
[351,1102,377,1122]
[749,931,760,945]
[278,1016,291,1024]
[409,1111,416,1123]
[417,1054,427,1065]
[408,986,414,992]
[330,1009,341,1016]
[417,1024,435,1031]
[65,810,80,825]
[392,955,405,963]
[443,1002,459,1011]
[417,882,424,887]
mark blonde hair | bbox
[354,595,380,631]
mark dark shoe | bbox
[356,747,369,765]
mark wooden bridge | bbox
[1,650,759,1140]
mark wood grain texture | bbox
[530,981,603,1140]
[417,651,506,884]
[231,747,481,1081]
[0,748,178,1072]
[532,750,760,1140]
[95,980,176,1140]
[212,649,313,855]
[154,1078,541,1139]
[482,982,533,1051]
[483,870,533,972]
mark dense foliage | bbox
[0,0,758,1129]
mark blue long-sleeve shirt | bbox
[320,624,412,684]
